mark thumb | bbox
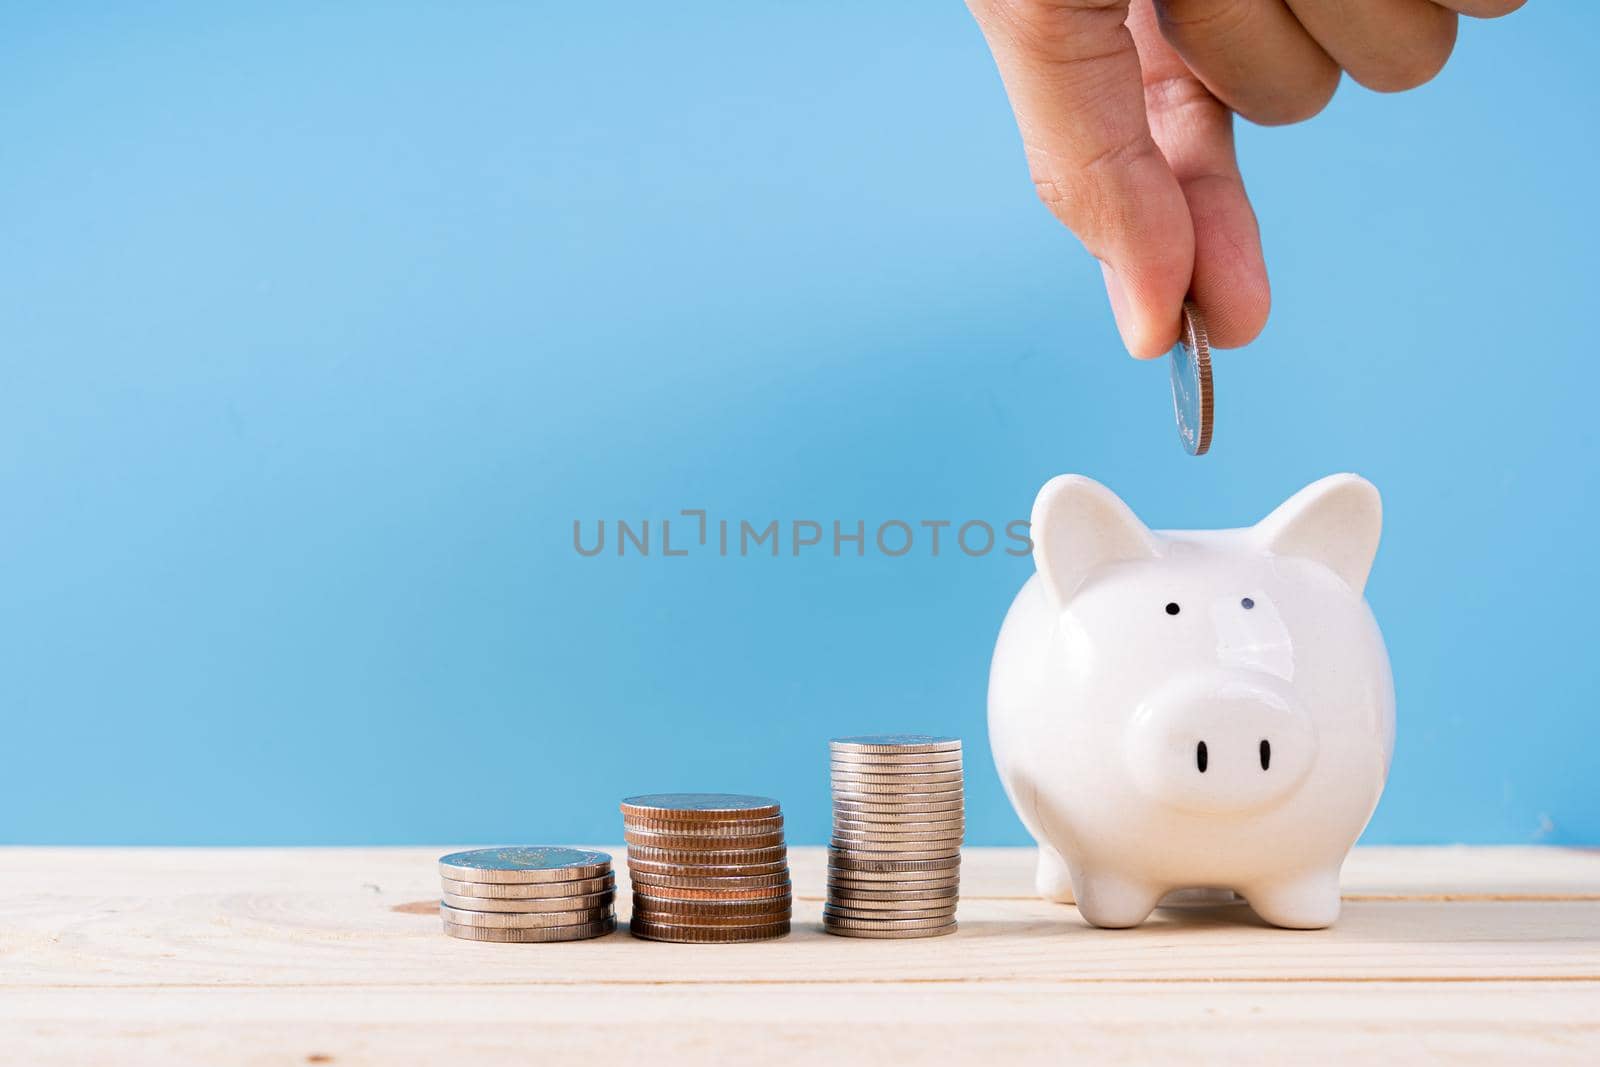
[968,0,1193,358]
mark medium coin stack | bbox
[826,734,962,938]
[620,793,792,943]
[437,846,616,942]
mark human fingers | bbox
[1129,0,1270,349]
[1153,0,1341,125]
[1283,0,1459,92]
[968,0,1195,357]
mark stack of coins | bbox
[825,735,962,938]
[437,847,616,942]
[620,793,792,943]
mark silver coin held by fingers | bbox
[1168,301,1213,456]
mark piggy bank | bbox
[988,474,1393,929]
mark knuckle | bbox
[978,0,1131,63]
[1026,142,1148,249]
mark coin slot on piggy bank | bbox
[987,474,1393,929]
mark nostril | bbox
[1196,741,1208,774]
[1260,739,1271,771]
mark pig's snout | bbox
[1125,674,1316,816]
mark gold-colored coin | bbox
[633,891,791,911]
[624,844,788,866]
[627,860,788,880]
[619,793,781,822]
[627,870,792,891]
[622,815,784,836]
[629,918,790,943]
[626,880,793,901]
[624,829,785,851]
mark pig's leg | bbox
[1034,845,1075,904]
[1242,869,1342,929]
[1071,868,1164,928]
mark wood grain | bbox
[2,846,1597,1064]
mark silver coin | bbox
[826,892,958,910]
[1168,300,1213,456]
[824,902,957,921]
[831,815,965,832]
[619,794,781,821]
[822,912,955,930]
[822,921,956,939]
[829,876,960,892]
[442,917,615,942]
[440,874,616,899]
[437,847,612,885]
[830,735,961,755]
[830,752,963,768]
[830,829,965,845]
[830,816,965,832]
[831,769,964,786]
[439,902,614,928]
[829,850,961,870]
[828,887,959,904]
[440,890,614,913]
[833,799,965,816]
[832,782,965,798]
[831,846,961,863]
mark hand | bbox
[966,0,1526,357]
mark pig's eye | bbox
[1241,597,1255,610]
[1164,602,1180,616]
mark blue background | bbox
[3,3,1594,846]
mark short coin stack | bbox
[437,847,616,942]
[621,793,793,943]
[826,735,963,938]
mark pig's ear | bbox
[1254,474,1382,594]
[1031,475,1158,608]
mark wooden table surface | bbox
[3,846,1598,1064]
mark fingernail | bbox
[1099,262,1140,357]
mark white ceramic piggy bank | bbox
[989,474,1393,929]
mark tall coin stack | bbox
[621,793,793,943]
[825,734,963,938]
[437,847,617,942]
